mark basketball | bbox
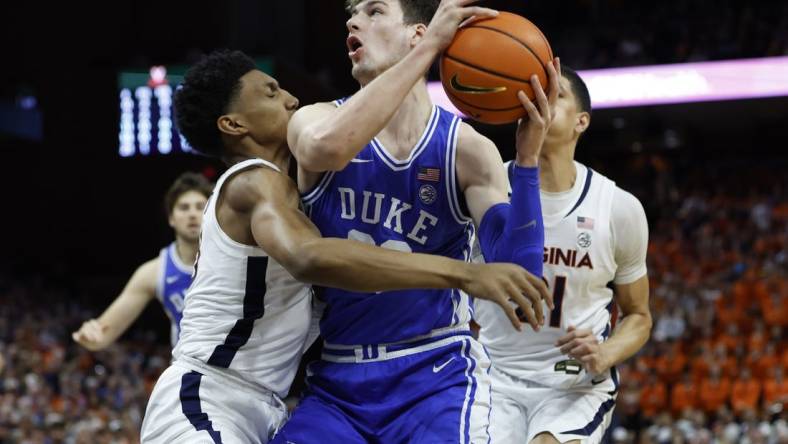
[440,12,553,125]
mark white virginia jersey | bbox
[475,161,647,389]
[173,158,312,398]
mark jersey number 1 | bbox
[548,276,567,328]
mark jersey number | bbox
[548,276,567,328]
[348,229,412,253]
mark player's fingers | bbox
[569,344,591,358]
[459,7,498,23]
[555,57,562,78]
[497,294,522,331]
[517,90,543,126]
[72,332,82,343]
[531,75,550,120]
[510,291,539,331]
[555,332,576,347]
[560,339,582,354]
[528,273,552,310]
[567,325,576,333]
[546,61,560,106]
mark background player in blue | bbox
[72,173,212,350]
[274,0,560,442]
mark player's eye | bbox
[370,8,383,16]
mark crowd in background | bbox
[0,155,785,443]
[532,0,788,70]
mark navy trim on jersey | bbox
[207,257,268,368]
[369,106,439,171]
[601,299,615,339]
[301,171,335,205]
[609,366,620,395]
[180,371,223,443]
[564,168,594,218]
[561,398,615,436]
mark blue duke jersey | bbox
[155,242,193,347]
[302,102,475,345]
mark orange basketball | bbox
[440,12,553,125]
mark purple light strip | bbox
[428,56,788,112]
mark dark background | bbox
[1,1,787,442]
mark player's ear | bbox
[168,213,176,229]
[217,114,248,137]
[575,112,591,136]
[410,23,428,48]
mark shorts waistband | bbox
[321,324,472,363]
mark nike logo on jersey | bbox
[515,220,537,231]
[350,158,373,163]
[433,356,456,373]
[165,275,179,284]
[450,74,507,94]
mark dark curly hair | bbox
[174,50,257,157]
[562,66,592,115]
[163,172,213,216]
[345,0,439,25]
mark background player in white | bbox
[72,172,212,351]
[475,67,652,444]
[140,50,548,444]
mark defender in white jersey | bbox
[475,69,652,444]
[141,50,551,444]
[72,173,211,351]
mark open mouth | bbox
[346,35,364,57]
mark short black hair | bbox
[345,0,439,25]
[561,66,592,114]
[174,50,257,157]
[164,172,213,216]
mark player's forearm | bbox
[291,238,469,293]
[478,166,544,276]
[600,312,652,367]
[304,43,439,168]
[95,294,150,347]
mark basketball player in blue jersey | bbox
[476,69,652,443]
[140,50,548,443]
[72,172,212,351]
[273,1,560,442]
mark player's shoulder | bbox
[223,165,296,213]
[455,120,499,162]
[291,101,337,123]
[132,256,162,290]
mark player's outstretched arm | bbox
[72,259,158,351]
[289,1,498,173]
[235,168,547,330]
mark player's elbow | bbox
[285,244,336,284]
[295,129,353,172]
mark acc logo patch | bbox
[577,232,592,248]
[419,184,438,205]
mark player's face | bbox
[234,70,299,148]
[346,0,418,84]
[169,190,207,242]
[544,76,590,147]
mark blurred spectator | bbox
[730,368,762,416]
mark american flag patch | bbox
[417,167,440,182]
[577,216,595,229]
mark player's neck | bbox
[174,238,198,265]
[539,145,577,193]
[224,143,291,174]
[377,80,432,158]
